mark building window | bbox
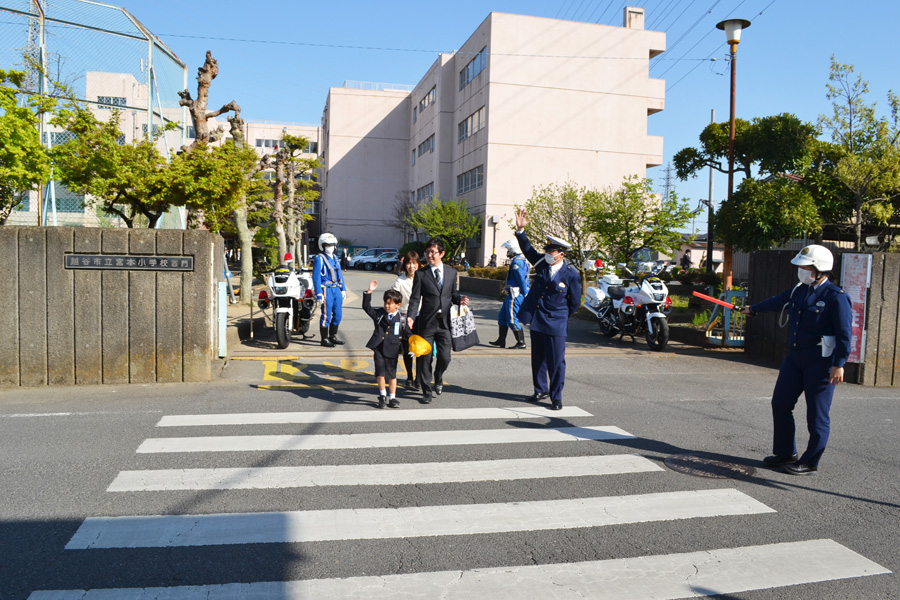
[418,86,436,113]
[44,131,77,145]
[305,141,318,154]
[458,47,487,91]
[416,182,434,203]
[256,139,263,147]
[417,134,435,157]
[413,106,417,123]
[14,192,29,212]
[411,149,416,166]
[97,96,126,110]
[187,126,196,139]
[456,165,484,195]
[458,106,486,143]
[141,124,161,137]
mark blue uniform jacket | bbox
[515,231,582,336]
[506,255,530,295]
[751,279,852,368]
[312,253,346,296]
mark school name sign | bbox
[64,254,194,271]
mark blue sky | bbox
[122,0,897,232]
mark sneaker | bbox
[388,398,400,408]
[377,395,387,409]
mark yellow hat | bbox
[407,334,432,357]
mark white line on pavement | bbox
[135,425,635,453]
[66,488,773,549]
[35,539,890,599]
[107,454,663,491]
[156,406,592,427]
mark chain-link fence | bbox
[1,0,188,228]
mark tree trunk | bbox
[273,157,287,262]
[233,205,256,303]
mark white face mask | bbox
[545,253,560,266]
[324,246,335,256]
[797,268,816,285]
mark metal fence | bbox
[1,0,188,228]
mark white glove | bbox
[342,290,347,301]
[316,294,324,302]
[509,286,520,299]
[408,351,415,358]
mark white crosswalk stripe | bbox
[32,539,891,600]
[136,425,635,453]
[107,454,663,491]
[45,404,890,598]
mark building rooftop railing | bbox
[342,80,414,92]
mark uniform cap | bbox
[543,234,572,252]
[790,244,833,272]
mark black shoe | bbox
[783,462,817,475]
[488,339,506,348]
[320,338,335,347]
[511,330,526,349]
[388,398,400,408]
[550,400,562,411]
[422,393,432,404]
[763,453,799,467]
[377,395,387,409]
[405,378,416,389]
[527,392,549,403]
[435,382,443,395]
[328,325,345,345]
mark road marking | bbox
[0,410,164,418]
[136,425,635,453]
[156,406,593,426]
[66,488,772,549]
[35,539,890,599]
[108,454,661,491]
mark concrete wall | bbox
[0,227,223,387]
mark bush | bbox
[469,266,508,280]
[698,270,722,290]
[399,241,426,259]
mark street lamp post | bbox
[716,18,750,291]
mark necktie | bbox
[434,267,443,289]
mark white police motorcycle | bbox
[257,253,317,349]
[583,262,672,351]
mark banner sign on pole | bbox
[841,253,872,363]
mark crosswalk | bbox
[32,404,889,598]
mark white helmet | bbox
[501,238,522,257]
[318,232,338,251]
[791,244,833,272]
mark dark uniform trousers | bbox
[530,331,566,401]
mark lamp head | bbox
[716,18,751,44]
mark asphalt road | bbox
[1,270,897,599]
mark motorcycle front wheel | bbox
[646,316,669,351]
[275,312,291,349]
[597,304,617,338]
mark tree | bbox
[589,176,694,264]
[0,68,53,224]
[712,177,821,252]
[405,196,482,259]
[517,181,603,279]
[818,56,900,250]
[267,133,321,261]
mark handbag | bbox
[450,304,480,352]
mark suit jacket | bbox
[407,263,460,334]
[515,230,582,337]
[362,293,409,358]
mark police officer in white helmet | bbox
[312,232,347,347]
[488,238,530,349]
[741,244,852,475]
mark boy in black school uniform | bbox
[362,280,409,408]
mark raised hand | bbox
[515,208,528,231]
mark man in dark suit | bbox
[514,209,582,410]
[406,238,469,404]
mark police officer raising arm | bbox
[513,208,582,411]
[740,245,852,475]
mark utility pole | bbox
[706,109,715,273]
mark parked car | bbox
[376,251,401,272]
[347,248,398,270]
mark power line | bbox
[555,0,575,19]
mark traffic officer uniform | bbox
[515,230,582,410]
[313,232,348,347]
[748,245,852,474]
[489,239,530,349]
